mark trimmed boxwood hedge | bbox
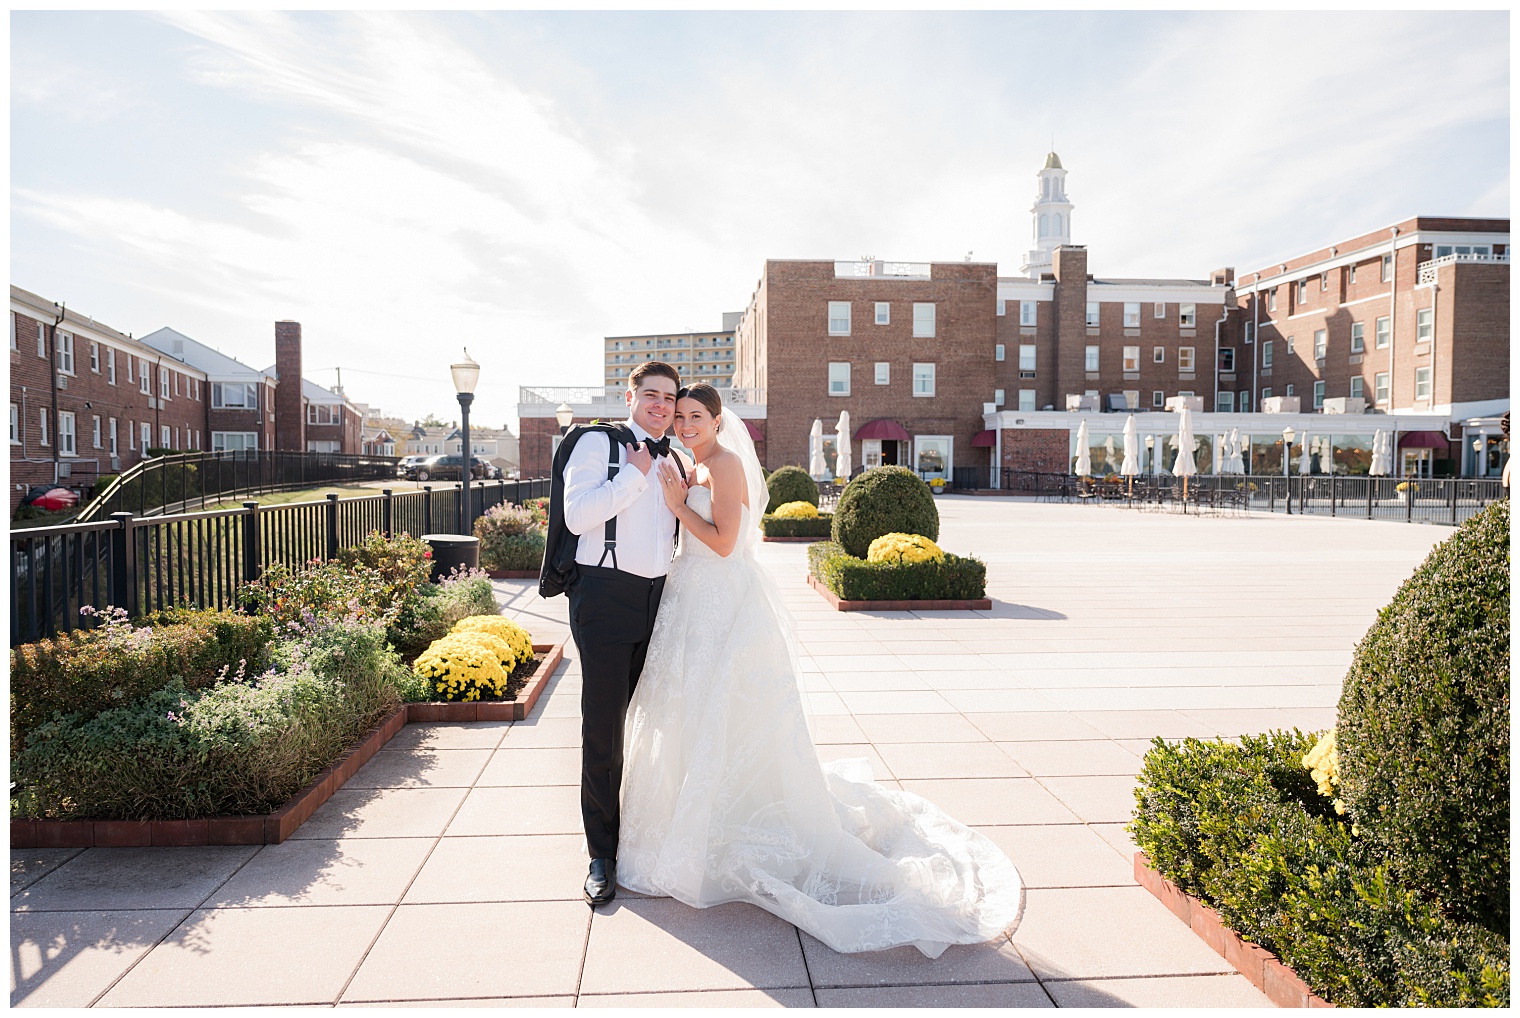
[807,541,985,602]
[761,513,834,539]
[830,466,939,558]
[1130,731,1509,1008]
[765,465,819,513]
[1337,500,1509,935]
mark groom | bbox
[560,361,682,906]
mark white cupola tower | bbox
[1020,151,1074,279]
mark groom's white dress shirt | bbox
[563,419,677,579]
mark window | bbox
[1018,389,1036,411]
[996,299,1006,317]
[1153,346,1165,364]
[1267,288,1277,312]
[1179,304,1196,328]
[1178,346,1195,371]
[1350,376,1364,400]
[193,379,201,401]
[874,362,890,385]
[1244,321,1254,344]
[160,366,170,398]
[139,361,151,394]
[912,362,935,397]
[212,383,259,409]
[1123,303,1140,328]
[39,408,49,446]
[1375,317,1390,349]
[307,404,339,425]
[1177,390,1195,399]
[92,415,102,448]
[1348,264,1357,284]
[128,422,135,450]
[36,322,45,358]
[1414,366,1432,400]
[1217,391,1235,412]
[90,342,100,372]
[107,348,116,385]
[1313,330,1327,360]
[912,303,935,338]
[1285,383,1296,396]
[1320,273,1328,292]
[8,315,14,352]
[1085,302,1100,327]
[161,425,171,448]
[1020,300,1037,326]
[827,302,851,336]
[1416,308,1433,342]
[1262,387,1273,401]
[1084,345,1099,372]
[174,373,180,396]
[1239,390,1251,413]
[9,403,17,444]
[828,361,850,396]
[1122,346,1139,372]
[1019,344,1036,372]
[874,302,889,325]
[109,418,117,456]
[1219,348,1235,372]
[994,343,1005,362]
[212,432,259,453]
[1351,322,1365,353]
[1152,390,1165,408]
[1154,302,1166,318]
[1262,340,1274,368]
[1313,380,1326,409]
[56,332,74,374]
[57,412,75,455]
[1286,335,1295,354]
[1296,279,1308,304]
[994,388,1006,407]
[1381,254,1392,282]
[1375,372,1390,403]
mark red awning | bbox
[854,418,912,442]
[971,430,997,448]
[1398,431,1450,449]
[743,419,763,441]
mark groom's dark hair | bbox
[628,361,681,391]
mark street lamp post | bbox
[451,350,481,535]
[556,402,574,437]
[1282,426,1296,515]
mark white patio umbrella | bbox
[834,411,852,480]
[1119,415,1139,495]
[1298,434,1314,475]
[1073,419,1092,477]
[1102,434,1117,475]
[1211,433,1224,475]
[1368,430,1385,476]
[808,419,827,479]
[1173,407,1198,500]
[1230,428,1247,474]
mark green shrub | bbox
[830,466,939,558]
[390,572,501,661]
[10,608,275,752]
[239,561,400,630]
[474,503,547,570]
[765,465,819,513]
[807,541,985,602]
[1130,733,1509,1007]
[761,513,834,539]
[335,530,433,603]
[12,619,406,820]
[1337,500,1509,935]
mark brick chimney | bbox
[274,320,305,452]
[1052,246,1090,411]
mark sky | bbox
[11,11,1509,426]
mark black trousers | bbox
[567,564,666,862]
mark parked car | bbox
[406,454,491,482]
[396,455,428,478]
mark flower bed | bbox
[474,501,546,576]
[761,512,834,541]
[806,540,988,609]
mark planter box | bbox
[485,568,539,579]
[762,536,827,543]
[806,573,991,612]
[1134,852,1333,1008]
[10,639,566,849]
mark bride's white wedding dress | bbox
[618,441,1024,958]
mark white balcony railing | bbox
[520,385,765,407]
[1417,250,1509,285]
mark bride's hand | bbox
[656,459,689,512]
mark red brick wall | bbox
[520,414,764,481]
[274,321,304,452]
[1000,428,1071,474]
[1446,262,1510,406]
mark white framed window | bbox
[159,425,170,448]
[1296,279,1308,303]
[996,299,1006,317]
[1020,300,1037,326]
[1286,335,1295,354]
[1019,344,1037,372]
[1381,254,1393,282]
[307,404,339,425]
[912,303,935,338]
[994,343,1005,362]
[828,361,850,396]
[1414,366,1432,400]
[1018,389,1036,411]
[128,421,135,450]
[1084,345,1099,372]
[109,418,117,456]
[874,301,889,325]
[1313,380,1326,408]
[1313,330,1327,360]
[1262,340,1274,368]
[1153,302,1166,319]
[212,432,259,453]
[57,411,76,455]
[1348,263,1358,284]
[1350,376,1364,400]
[107,348,117,385]
[1261,387,1272,401]
[1085,302,1100,327]
[39,408,49,446]
[1217,391,1235,412]
[174,372,180,396]
[1375,317,1390,349]
[8,314,15,352]
[1416,308,1433,342]
[36,322,46,358]
[1285,383,1296,396]
[1244,321,1255,344]
[1123,303,1140,328]
[140,422,151,449]
[1152,390,1165,408]
[1239,390,1251,413]
[874,362,890,385]
[994,388,1006,407]
[56,331,74,374]
[1219,348,1235,372]
[828,301,851,336]
[1179,304,1196,328]
[1374,372,1389,404]
[139,361,151,394]
[1177,390,1195,399]
[912,362,935,397]
[89,342,100,373]
[1267,289,1277,312]
[212,382,259,409]
[159,366,170,398]
[1153,346,1165,364]
[1178,346,1195,372]
[92,415,102,448]
[1321,273,1329,292]
[9,403,17,444]
[1123,389,1140,410]
[1351,322,1365,353]
[1122,346,1139,372]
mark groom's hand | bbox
[626,443,653,475]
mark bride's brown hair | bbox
[676,383,723,430]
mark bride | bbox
[617,384,1023,958]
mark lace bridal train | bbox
[617,416,1023,959]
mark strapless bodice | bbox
[679,485,749,560]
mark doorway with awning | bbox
[854,418,911,469]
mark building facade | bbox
[604,316,741,389]
[139,327,276,454]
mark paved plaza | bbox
[10,498,1449,1008]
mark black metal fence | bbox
[11,478,550,647]
[75,450,403,523]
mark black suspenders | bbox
[592,432,687,571]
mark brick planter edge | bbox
[1134,852,1333,1008]
[806,573,991,612]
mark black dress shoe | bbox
[585,858,616,906]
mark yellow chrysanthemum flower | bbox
[771,501,820,520]
[453,615,534,665]
[866,533,946,565]
[1302,730,1346,815]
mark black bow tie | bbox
[644,437,671,458]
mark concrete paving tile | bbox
[877,640,971,656]
[405,834,587,903]
[447,784,582,837]
[998,740,1143,778]
[813,982,1053,1007]
[804,641,889,656]
[1012,887,1233,980]
[806,713,869,744]
[805,653,907,673]
[1142,686,1288,711]
[803,691,850,715]
[209,838,434,907]
[1067,710,1220,741]
[1090,823,1141,861]
[855,713,991,744]
[580,897,809,993]
[1245,684,1344,709]
[10,908,190,1007]
[98,904,392,1006]
[974,824,1133,888]
[340,996,574,1007]
[386,722,512,751]
[530,695,583,720]
[1179,707,1308,737]
[913,669,1026,691]
[800,931,1034,987]
[1045,973,1273,1007]
[814,743,894,781]
[344,901,590,1001]
[499,715,583,748]
[1276,706,1339,733]
[823,671,932,692]
[875,741,1025,779]
[579,988,815,1007]
[13,846,260,912]
[10,848,84,896]
[292,786,469,841]
[965,711,1105,742]
[347,747,492,788]
[838,690,959,715]
[1038,775,1142,825]
[941,688,1062,713]
[477,747,582,787]
[897,778,1079,826]
[1034,687,1167,711]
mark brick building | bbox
[139,327,276,454]
[11,287,210,508]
